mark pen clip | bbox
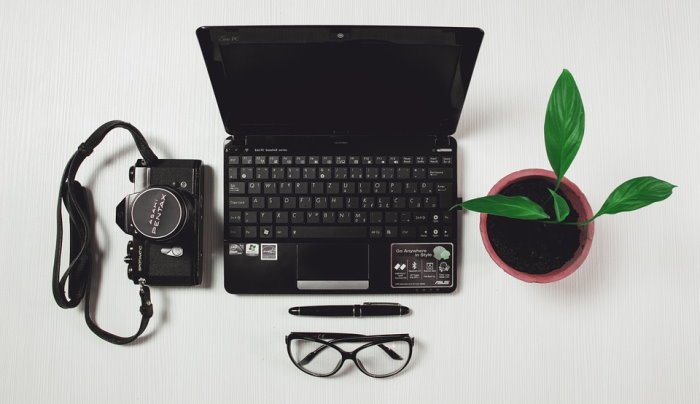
[362,302,400,306]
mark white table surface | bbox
[1,1,699,403]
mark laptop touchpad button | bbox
[297,243,369,290]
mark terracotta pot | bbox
[479,169,595,283]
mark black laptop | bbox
[197,25,483,293]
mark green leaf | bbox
[548,188,570,222]
[455,195,550,220]
[545,69,585,188]
[592,176,676,221]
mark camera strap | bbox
[52,120,158,345]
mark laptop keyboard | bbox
[226,154,456,240]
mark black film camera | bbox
[116,159,203,286]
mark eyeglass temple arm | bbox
[297,337,403,366]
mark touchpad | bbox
[297,244,369,290]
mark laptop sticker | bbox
[245,243,260,257]
[261,244,278,261]
[228,243,245,255]
[390,243,453,288]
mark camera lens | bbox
[130,187,186,240]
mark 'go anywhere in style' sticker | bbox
[390,243,453,288]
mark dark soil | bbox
[487,178,582,275]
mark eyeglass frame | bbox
[285,332,414,378]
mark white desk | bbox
[1,1,698,402]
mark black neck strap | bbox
[52,120,158,345]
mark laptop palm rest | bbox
[297,244,369,290]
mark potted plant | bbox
[454,70,675,283]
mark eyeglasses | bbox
[285,332,414,378]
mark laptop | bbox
[197,26,483,293]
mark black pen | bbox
[288,303,410,317]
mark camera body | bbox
[116,159,203,286]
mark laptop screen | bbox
[197,26,484,136]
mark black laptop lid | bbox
[197,26,483,136]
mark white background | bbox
[1,1,699,403]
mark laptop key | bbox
[229,211,242,224]
[306,212,320,223]
[263,182,277,194]
[337,211,351,223]
[302,167,317,179]
[244,212,257,224]
[271,167,285,179]
[385,226,398,238]
[326,182,340,194]
[334,167,348,179]
[275,212,289,223]
[366,167,379,179]
[260,212,273,224]
[244,226,257,238]
[251,196,265,209]
[228,167,238,179]
[358,182,371,194]
[341,182,356,194]
[427,167,452,179]
[392,197,406,209]
[442,226,452,238]
[353,212,367,224]
[412,168,426,179]
[275,226,289,238]
[299,197,312,209]
[283,196,297,209]
[267,197,281,209]
[248,182,261,194]
[229,197,249,209]
[255,156,266,165]
[239,167,253,179]
[287,167,301,179]
[242,156,253,165]
[310,182,324,194]
[290,226,366,238]
[279,182,293,194]
[291,212,305,224]
[369,227,382,238]
[314,197,328,209]
[229,182,245,194]
[322,211,336,223]
[318,167,332,179]
[256,167,270,179]
[330,196,343,209]
[229,226,242,238]
[399,227,416,238]
[295,182,309,194]
[260,226,273,238]
[349,167,364,179]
